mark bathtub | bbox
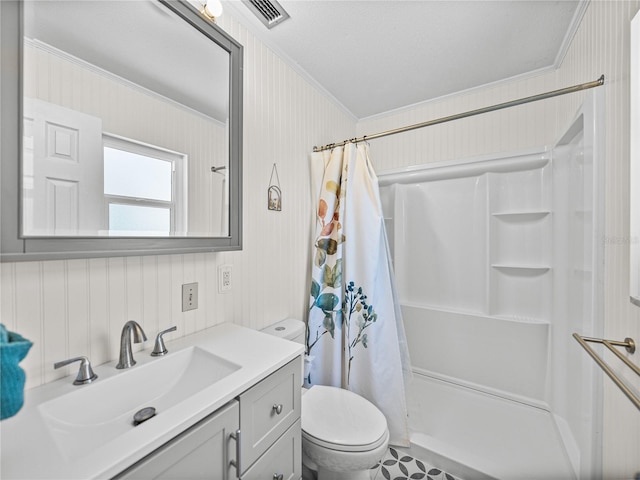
[397,304,575,480]
[402,371,575,480]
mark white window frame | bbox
[102,134,188,236]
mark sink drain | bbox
[133,406,156,426]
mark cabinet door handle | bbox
[273,474,284,480]
[272,404,283,415]
[229,429,242,478]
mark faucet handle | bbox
[151,326,177,357]
[54,356,98,385]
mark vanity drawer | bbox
[241,419,301,480]
[239,356,301,471]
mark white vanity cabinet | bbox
[113,357,302,480]
[238,357,301,479]
[114,400,239,480]
[241,420,301,480]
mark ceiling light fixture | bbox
[201,0,223,22]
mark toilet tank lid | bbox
[261,318,305,340]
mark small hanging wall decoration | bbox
[268,163,282,211]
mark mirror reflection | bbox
[22,0,230,237]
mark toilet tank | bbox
[261,319,306,385]
[261,318,305,344]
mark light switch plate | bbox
[182,282,198,311]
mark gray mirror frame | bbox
[1,0,243,261]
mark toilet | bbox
[262,319,389,480]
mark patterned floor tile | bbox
[371,447,461,480]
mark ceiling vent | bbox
[242,0,290,29]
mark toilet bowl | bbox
[302,384,389,480]
[261,319,390,480]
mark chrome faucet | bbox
[54,356,98,385]
[116,320,147,369]
[151,326,177,357]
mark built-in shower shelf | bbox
[491,264,551,274]
[573,268,593,278]
[491,211,551,221]
[492,314,550,325]
[573,209,592,219]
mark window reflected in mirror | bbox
[103,138,184,236]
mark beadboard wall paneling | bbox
[358,1,640,476]
[0,9,355,388]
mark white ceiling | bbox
[225,0,585,119]
[26,1,586,122]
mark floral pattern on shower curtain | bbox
[306,142,411,447]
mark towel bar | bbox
[573,333,640,410]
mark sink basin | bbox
[38,346,240,459]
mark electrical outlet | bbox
[182,282,198,311]
[218,265,232,293]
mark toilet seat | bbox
[302,427,389,453]
[302,385,388,453]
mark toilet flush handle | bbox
[272,404,283,415]
[273,474,284,480]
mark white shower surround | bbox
[377,93,604,479]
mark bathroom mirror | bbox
[0,0,243,260]
[631,10,640,307]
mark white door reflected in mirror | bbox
[23,99,104,236]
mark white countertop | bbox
[0,323,304,480]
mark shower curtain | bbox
[306,142,411,447]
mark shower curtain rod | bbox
[313,75,605,152]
